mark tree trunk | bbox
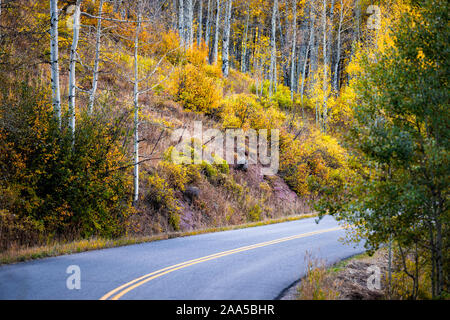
[278,3,288,88]
[333,0,343,92]
[310,22,319,127]
[205,0,211,48]
[173,0,178,30]
[197,0,203,46]
[327,0,335,89]
[133,11,142,205]
[222,0,232,77]
[435,213,444,296]
[50,0,61,128]
[187,0,194,47]
[322,0,328,132]
[68,0,82,143]
[296,13,309,94]
[290,0,297,100]
[178,0,185,47]
[268,0,278,98]
[300,7,315,103]
[211,0,220,64]
[88,0,104,114]
[240,6,249,73]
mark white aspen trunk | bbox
[333,0,343,92]
[178,0,185,47]
[240,7,249,73]
[253,26,258,76]
[253,25,261,84]
[290,0,297,100]
[222,0,232,77]
[68,0,82,142]
[211,0,220,64]
[173,0,178,30]
[88,0,104,114]
[300,10,315,103]
[327,0,335,83]
[278,5,289,88]
[274,58,278,93]
[322,0,328,132]
[296,12,310,93]
[197,0,203,46]
[268,0,277,98]
[205,0,211,48]
[308,15,319,127]
[50,0,61,128]
[187,0,194,47]
[133,12,142,205]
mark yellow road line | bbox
[100,226,344,300]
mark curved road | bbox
[0,216,364,300]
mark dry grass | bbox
[295,250,389,300]
[296,253,342,300]
[0,213,317,265]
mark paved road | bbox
[0,216,364,300]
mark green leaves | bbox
[323,0,449,297]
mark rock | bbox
[235,158,248,171]
[184,186,200,202]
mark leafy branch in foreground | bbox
[316,0,449,299]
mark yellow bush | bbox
[146,174,181,231]
[220,93,285,130]
[223,176,244,196]
[158,161,189,191]
[185,43,209,67]
[247,204,262,222]
[166,43,222,114]
[280,128,352,198]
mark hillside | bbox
[0,0,447,299]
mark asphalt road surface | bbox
[0,216,364,300]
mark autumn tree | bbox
[318,0,449,298]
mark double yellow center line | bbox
[100,226,344,300]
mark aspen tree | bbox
[290,0,297,100]
[205,0,211,48]
[268,0,278,97]
[187,0,194,47]
[50,0,61,128]
[88,0,105,114]
[197,0,203,46]
[68,0,82,142]
[178,0,185,46]
[211,0,220,64]
[240,3,249,73]
[133,3,142,205]
[222,0,232,76]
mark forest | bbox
[0,0,448,299]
